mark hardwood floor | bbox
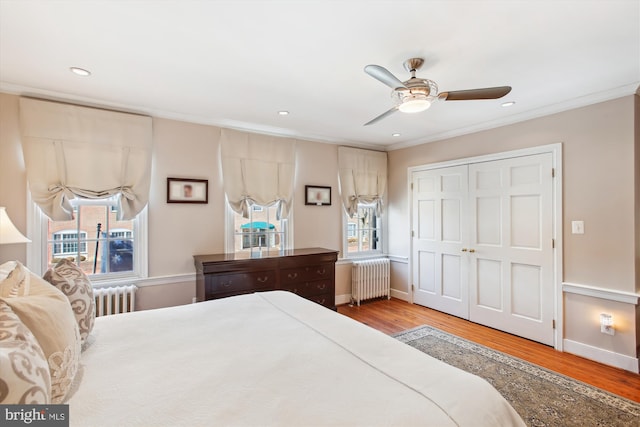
[337,298,640,403]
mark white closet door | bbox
[468,153,554,346]
[412,166,469,319]
[410,152,555,346]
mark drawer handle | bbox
[316,268,326,275]
[222,281,232,288]
[318,283,326,290]
[287,272,298,279]
[257,276,269,283]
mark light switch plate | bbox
[571,220,584,234]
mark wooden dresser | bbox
[194,247,338,310]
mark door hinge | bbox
[411,182,414,190]
[552,168,555,178]
[411,230,415,237]
[411,284,415,292]
[552,238,555,249]
[552,319,556,329]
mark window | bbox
[227,201,290,254]
[110,229,133,239]
[52,230,88,257]
[345,203,382,256]
[30,196,147,282]
[347,223,357,238]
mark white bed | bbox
[67,291,525,426]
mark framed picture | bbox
[167,178,208,203]
[305,185,331,206]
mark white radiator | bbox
[94,285,137,317]
[351,258,391,306]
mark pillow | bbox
[0,262,80,404]
[43,259,95,346]
[0,261,17,282]
[0,300,51,404]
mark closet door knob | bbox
[461,248,468,252]
[469,249,476,253]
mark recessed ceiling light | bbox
[392,133,401,137]
[70,67,91,76]
[501,101,515,107]
[277,110,289,116]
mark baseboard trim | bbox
[391,288,409,302]
[563,338,639,373]
[336,294,351,306]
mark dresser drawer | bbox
[205,270,276,295]
[280,263,333,285]
[305,292,335,309]
[279,279,332,297]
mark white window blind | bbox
[19,97,153,221]
[338,146,388,217]
[220,128,296,219]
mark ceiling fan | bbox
[364,58,511,126]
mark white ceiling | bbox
[1,0,638,150]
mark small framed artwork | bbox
[305,185,331,206]
[167,178,208,204]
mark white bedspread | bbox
[67,291,525,426]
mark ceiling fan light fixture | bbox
[364,58,511,126]
[398,96,432,113]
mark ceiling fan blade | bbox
[364,65,407,90]
[364,106,399,126]
[438,86,512,101]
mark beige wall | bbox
[388,96,635,291]
[0,94,28,264]
[149,118,225,276]
[636,90,640,355]
[636,90,640,294]
[2,91,638,369]
[387,95,638,369]
[0,93,347,310]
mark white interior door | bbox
[411,152,555,346]
[468,154,554,345]
[412,166,469,319]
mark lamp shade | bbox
[0,207,31,244]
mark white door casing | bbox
[409,145,561,348]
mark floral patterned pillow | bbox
[43,259,95,346]
[0,300,51,404]
[0,261,80,404]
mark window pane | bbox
[46,201,134,276]
[233,203,285,253]
[346,203,381,255]
[347,216,359,252]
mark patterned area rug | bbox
[393,325,640,427]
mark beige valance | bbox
[220,128,296,219]
[19,97,153,220]
[338,146,387,217]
